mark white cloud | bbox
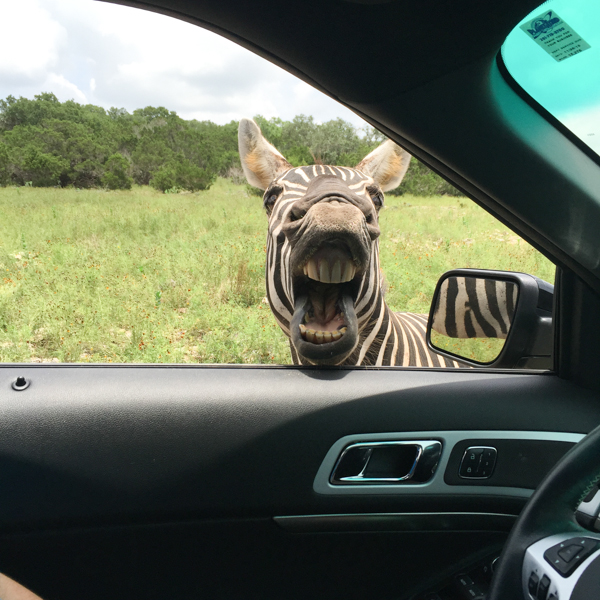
[0,0,65,79]
[41,72,87,103]
[0,0,368,128]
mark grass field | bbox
[0,179,555,364]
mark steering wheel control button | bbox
[459,446,497,479]
[558,544,580,562]
[537,574,551,600]
[544,537,598,577]
[528,571,540,596]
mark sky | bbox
[0,0,368,128]
[502,0,600,154]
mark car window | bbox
[0,0,555,367]
[502,0,600,157]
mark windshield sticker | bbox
[520,10,591,62]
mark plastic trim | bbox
[314,431,584,497]
[274,511,517,533]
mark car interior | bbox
[2,0,600,599]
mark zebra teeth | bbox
[330,260,342,284]
[319,261,331,283]
[300,324,345,344]
[304,255,355,284]
[340,327,347,334]
[306,259,319,281]
[342,262,356,282]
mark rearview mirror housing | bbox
[427,269,553,369]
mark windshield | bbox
[502,0,600,156]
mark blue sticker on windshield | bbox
[520,10,591,62]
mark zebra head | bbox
[238,118,411,365]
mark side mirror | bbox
[427,269,553,369]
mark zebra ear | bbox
[238,118,292,190]
[355,140,411,192]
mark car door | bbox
[2,0,600,599]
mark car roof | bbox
[109,0,538,102]
[107,0,600,295]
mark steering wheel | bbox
[486,423,600,600]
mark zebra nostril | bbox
[290,207,306,222]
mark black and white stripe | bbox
[431,276,517,340]
[264,166,462,367]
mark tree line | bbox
[0,93,460,196]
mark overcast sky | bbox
[0,0,368,128]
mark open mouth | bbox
[290,243,361,364]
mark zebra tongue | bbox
[338,289,357,335]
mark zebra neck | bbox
[350,295,460,368]
[351,292,397,366]
[289,293,459,368]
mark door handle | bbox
[330,440,442,484]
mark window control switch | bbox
[459,446,497,479]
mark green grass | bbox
[0,181,555,364]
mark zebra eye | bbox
[371,193,383,207]
[367,187,384,208]
[263,187,282,213]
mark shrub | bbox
[150,155,216,192]
[0,142,10,185]
[102,153,133,190]
[19,146,67,187]
[390,159,462,197]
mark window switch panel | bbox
[459,446,497,479]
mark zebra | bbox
[431,276,517,340]
[238,118,500,367]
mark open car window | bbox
[502,0,600,158]
[0,0,555,368]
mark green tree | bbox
[0,93,459,195]
[390,160,462,197]
[102,153,133,190]
[150,154,215,192]
[0,142,10,185]
[19,146,68,187]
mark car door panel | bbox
[0,366,599,599]
[1,518,508,600]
